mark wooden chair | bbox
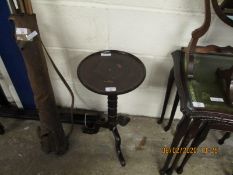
[161,49,233,175]
[159,0,233,174]
[158,0,233,131]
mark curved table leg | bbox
[112,126,126,167]
[218,132,231,145]
[158,67,174,124]
[176,123,210,174]
[108,95,126,166]
[166,119,202,175]
[164,91,179,131]
[160,115,191,175]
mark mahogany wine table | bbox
[77,50,146,166]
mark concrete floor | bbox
[0,116,232,175]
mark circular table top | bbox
[77,50,146,95]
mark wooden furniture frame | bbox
[160,50,233,175]
[159,0,233,174]
[212,0,233,27]
[158,0,233,130]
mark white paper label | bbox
[101,52,111,57]
[105,87,116,92]
[210,97,224,102]
[16,28,28,35]
[26,31,38,40]
[192,102,205,108]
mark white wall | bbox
[29,0,233,118]
[0,56,23,108]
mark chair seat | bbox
[185,53,233,113]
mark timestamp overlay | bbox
[161,146,219,154]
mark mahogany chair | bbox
[161,48,233,175]
[159,0,233,174]
[158,0,233,132]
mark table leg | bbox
[176,123,209,174]
[166,119,202,175]
[112,126,126,166]
[158,67,174,124]
[108,95,126,166]
[164,90,179,131]
[218,132,231,145]
[160,115,191,175]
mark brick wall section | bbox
[29,0,233,118]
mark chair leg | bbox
[176,123,210,174]
[160,115,191,175]
[164,91,179,131]
[0,122,5,135]
[218,132,231,145]
[166,119,202,175]
[158,67,174,124]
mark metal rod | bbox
[0,106,101,125]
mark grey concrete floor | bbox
[0,116,232,175]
